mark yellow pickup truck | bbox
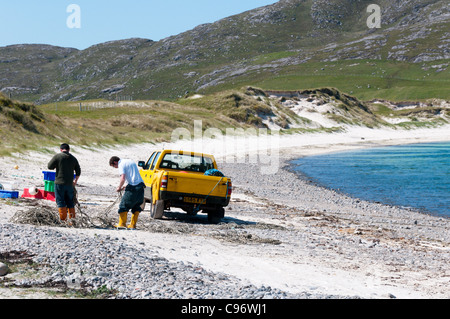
[138,150,232,223]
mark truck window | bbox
[160,153,215,172]
[150,152,161,170]
[145,152,156,170]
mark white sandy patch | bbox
[282,98,338,128]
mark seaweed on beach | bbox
[9,190,124,229]
[0,250,34,265]
[210,229,282,245]
[10,204,96,229]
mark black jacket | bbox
[47,151,81,185]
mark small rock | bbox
[0,262,10,276]
[97,271,110,277]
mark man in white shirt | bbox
[109,156,145,229]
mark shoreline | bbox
[282,140,450,220]
[284,160,448,221]
[283,159,450,224]
[276,125,450,159]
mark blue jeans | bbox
[55,184,75,208]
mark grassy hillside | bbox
[202,59,450,101]
[1,88,286,156]
[0,93,60,156]
[1,85,448,157]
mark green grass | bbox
[1,93,263,157]
[198,59,450,102]
[251,51,300,65]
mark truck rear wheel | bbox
[207,207,224,224]
[151,200,165,219]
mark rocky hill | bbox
[0,0,448,104]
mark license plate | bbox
[183,197,202,204]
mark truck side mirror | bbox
[138,161,145,168]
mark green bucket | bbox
[44,180,55,192]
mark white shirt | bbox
[118,159,144,186]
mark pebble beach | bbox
[0,126,449,300]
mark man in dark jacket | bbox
[48,143,81,221]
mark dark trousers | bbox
[118,183,145,214]
[55,184,75,208]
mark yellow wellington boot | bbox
[114,212,128,229]
[128,212,140,230]
[58,207,67,221]
[68,207,76,219]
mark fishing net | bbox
[10,189,123,229]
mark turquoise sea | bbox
[291,141,450,217]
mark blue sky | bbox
[0,0,278,50]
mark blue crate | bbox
[0,190,19,199]
[42,171,76,181]
[42,171,56,181]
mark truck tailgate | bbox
[166,172,228,198]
